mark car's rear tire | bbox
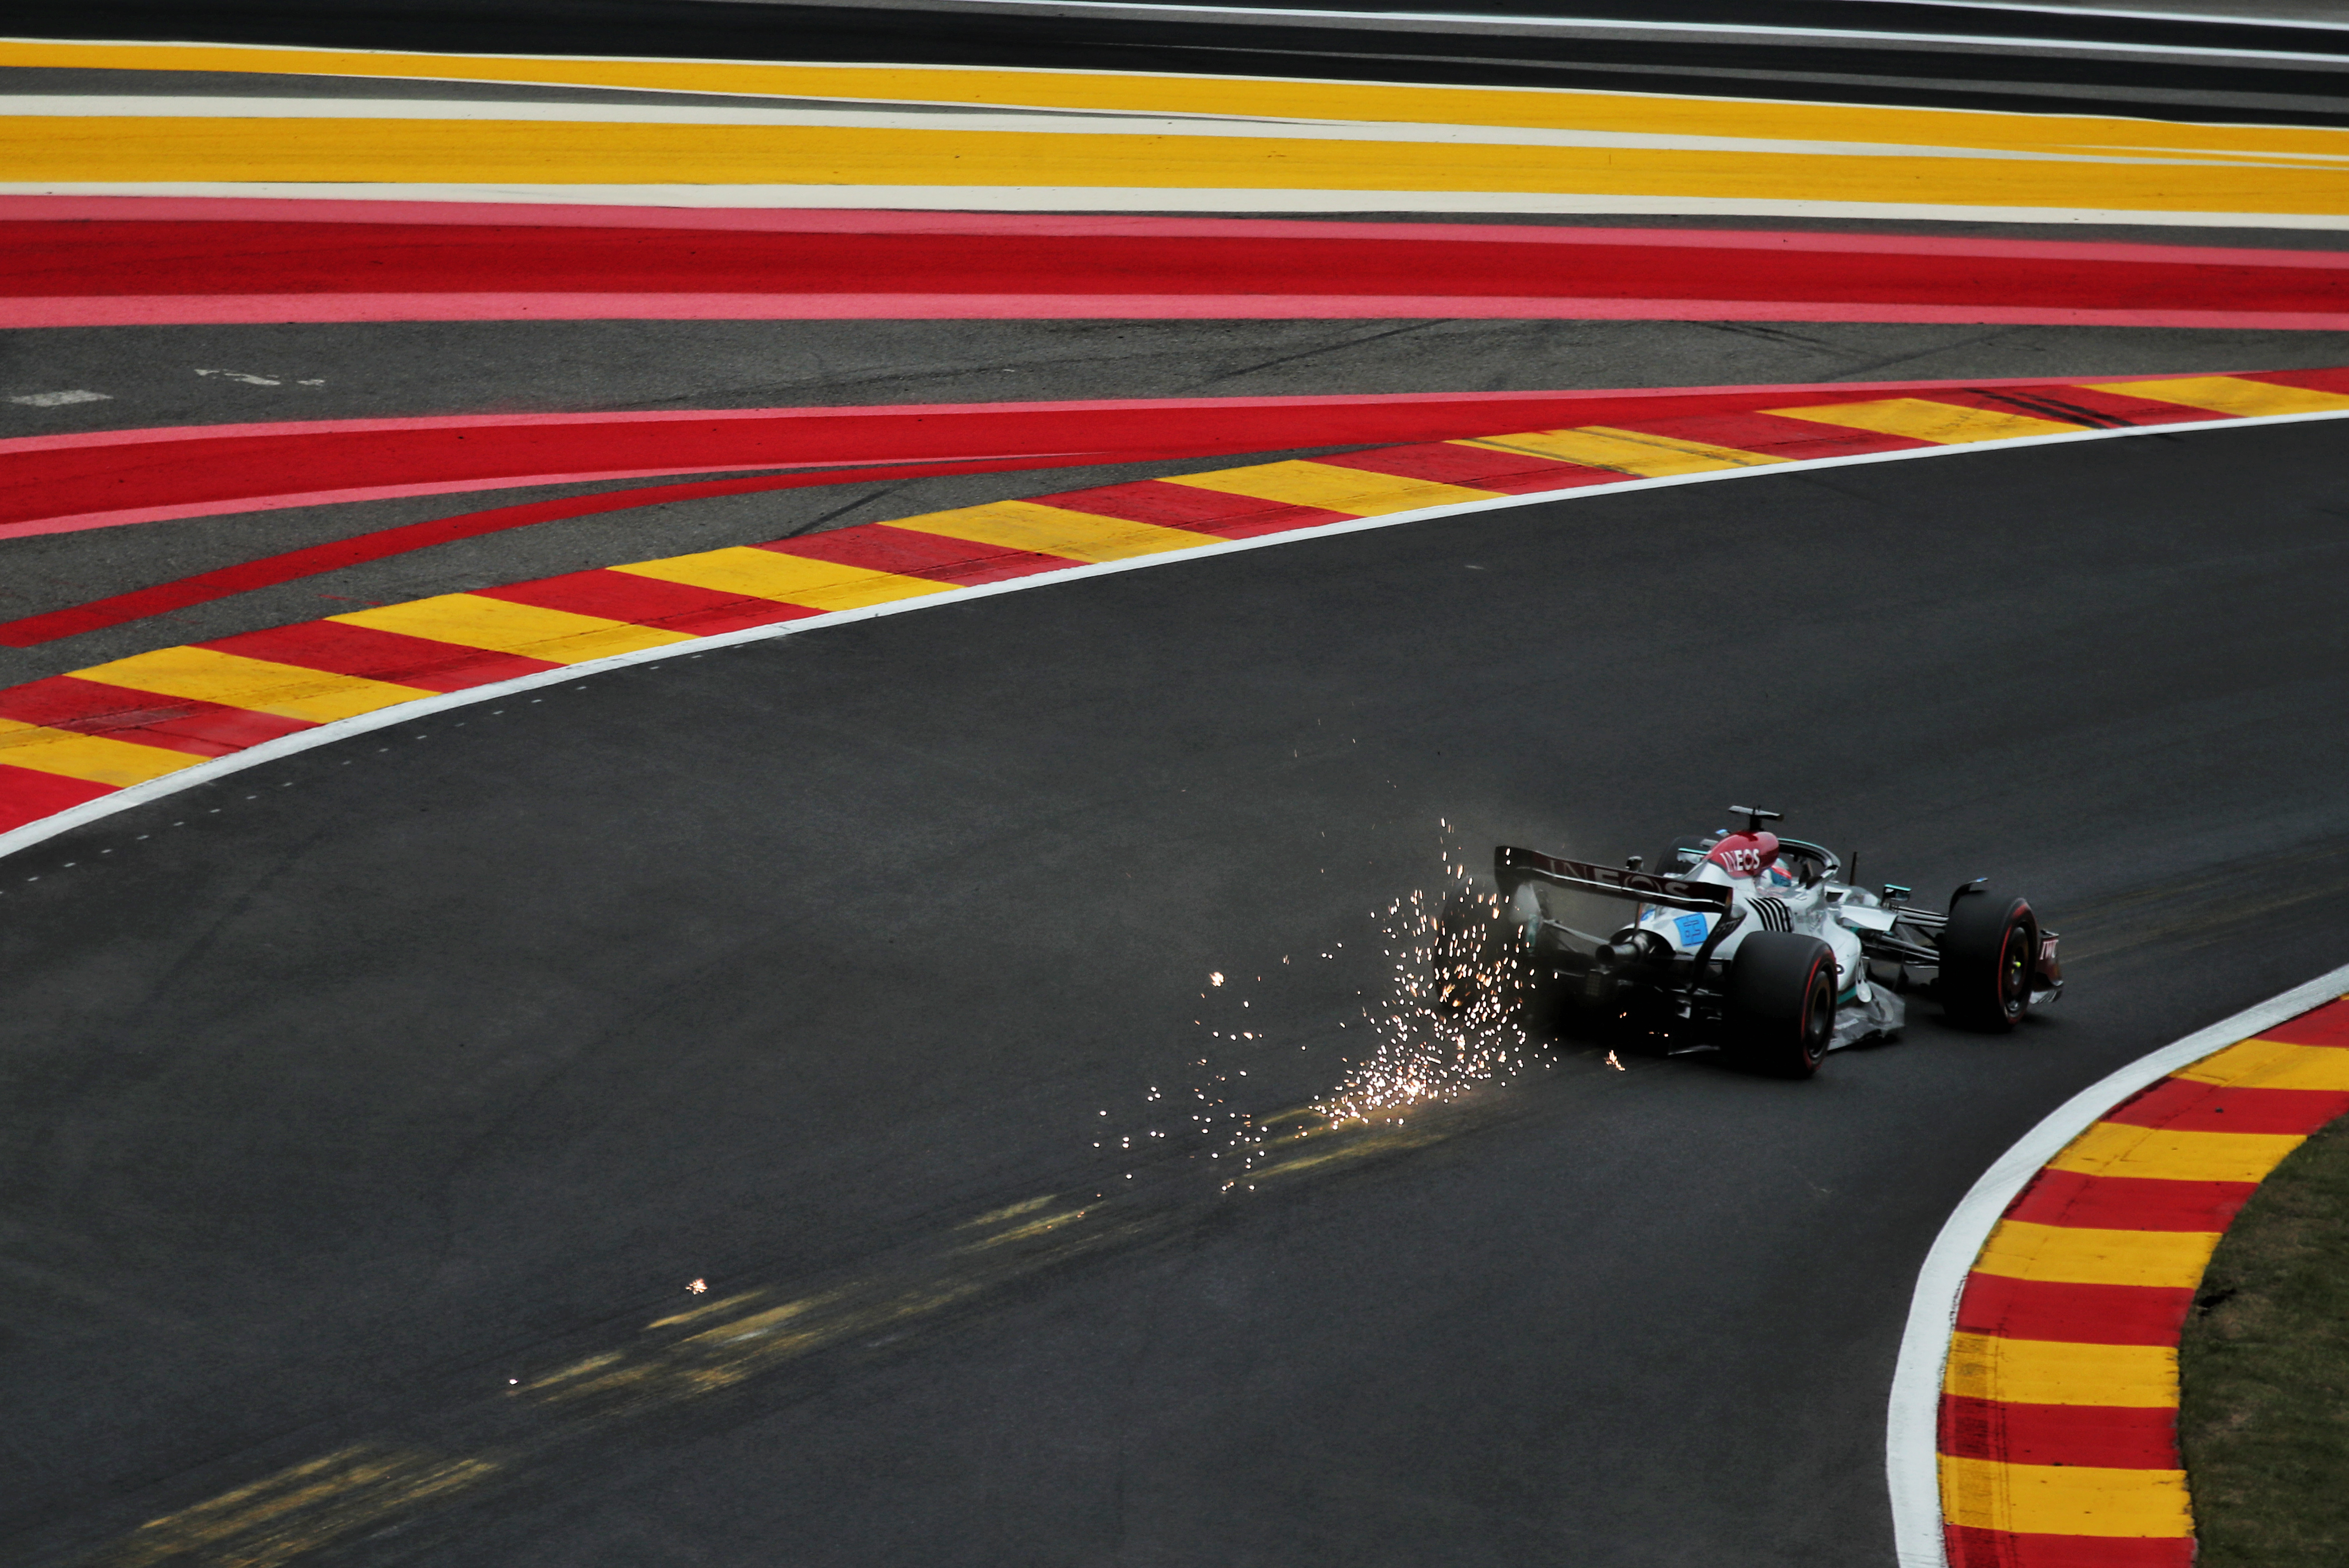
[1727,931,1836,1078]
[1941,890,2037,1032]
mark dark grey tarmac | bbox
[5,420,2347,1565]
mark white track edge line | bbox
[1884,957,2349,1568]
[2,402,2344,868]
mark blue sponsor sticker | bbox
[1675,913,1709,946]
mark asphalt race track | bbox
[6,419,2349,1565]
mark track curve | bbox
[5,420,2349,1566]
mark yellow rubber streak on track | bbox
[1942,1331,2179,1407]
[99,1445,499,1568]
[1939,1455,2194,1538]
[2174,1037,2349,1091]
[11,116,2344,216]
[2045,1122,2306,1184]
[7,39,2349,169]
[1969,1219,2220,1289]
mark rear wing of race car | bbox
[1494,846,1732,915]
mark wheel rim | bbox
[1803,971,1833,1065]
[1999,922,2032,1019]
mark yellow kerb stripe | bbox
[1765,397,2084,444]
[888,500,1219,563]
[10,40,2349,168]
[1943,1331,2178,1408]
[1971,1219,2219,1290]
[76,646,429,724]
[2087,376,2349,418]
[2047,1121,2306,1186]
[614,547,949,612]
[333,595,692,664]
[1939,1455,2193,1539]
[0,719,204,786]
[1460,425,1780,478]
[1159,460,1500,516]
[2174,1035,2349,1093]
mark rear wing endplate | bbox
[1495,846,1732,915]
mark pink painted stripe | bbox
[0,455,1112,542]
[7,196,2345,269]
[13,294,2349,330]
[0,374,2239,461]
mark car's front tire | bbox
[1727,931,1836,1078]
[1940,889,2037,1032]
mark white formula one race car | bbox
[1482,807,2062,1077]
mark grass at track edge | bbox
[2179,1113,2349,1564]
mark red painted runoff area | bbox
[5,215,2347,330]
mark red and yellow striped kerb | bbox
[4,370,2348,839]
[1938,996,2349,1566]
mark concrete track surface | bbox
[5,421,2349,1565]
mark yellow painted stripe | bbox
[8,118,2349,217]
[612,547,949,613]
[2085,375,2349,418]
[887,500,1220,564]
[75,646,429,724]
[1461,425,1780,478]
[8,41,2349,168]
[1939,1455,2193,1538]
[1972,1219,2219,1290]
[2047,1121,2306,1186]
[332,595,692,664]
[0,719,203,787]
[1943,1331,2178,1409]
[1158,460,1500,516]
[2174,1035,2349,1093]
[1766,397,2085,444]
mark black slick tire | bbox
[1726,931,1837,1078]
[1940,890,2037,1032]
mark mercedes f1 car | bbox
[1481,807,2061,1077]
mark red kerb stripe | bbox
[1938,1395,2178,1469]
[1310,441,1622,493]
[2102,1075,2349,1135]
[0,675,312,757]
[2004,1168,2255,1233]
[477,571,815,636]
[1956,1272,2195,1346]
[1603,409,1936,457]
[765,522,1079,584]
[1944,1524,2194,1567]
[0,762,117,831]
[1042,479,1353,538]
[2254,997,2349,1047]
[202,622,560,692]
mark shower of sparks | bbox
[1101,825,1544,1196]
[1309,837,1533,1129]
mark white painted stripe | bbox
[6,183,2347,227]
[3,405,2344,865]
[1884,955,2349,1567]
[920,0,2349,64]
[0,96,2262,166]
